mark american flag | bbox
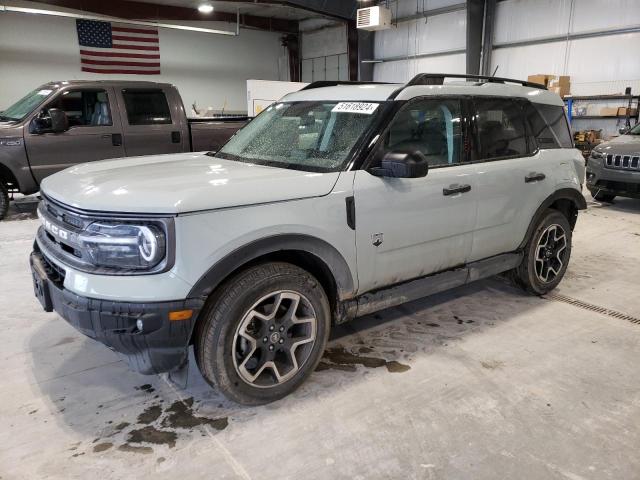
[76,19,160,75]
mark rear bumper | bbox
[30,249,204,374]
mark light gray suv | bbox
[30,74,586,405]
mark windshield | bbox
[214,101,385,172]
[0,87,55,122]
[628,123,640,135]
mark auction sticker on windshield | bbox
[332,102,379,115]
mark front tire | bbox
[195,262,331,405]
[0,182,9,220]
[511,209,572,295]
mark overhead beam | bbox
[279,1,357,21]
[36,0,299,33]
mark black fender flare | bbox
[518,188,587,249]
[187,234,356,301]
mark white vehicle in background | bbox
[30,74,586,405]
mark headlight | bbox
[591,149,604,159]
[79,221,167,270]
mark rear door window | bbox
[473,98,529,160]
[122,89,172,125]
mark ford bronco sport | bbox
[30,74,586,405]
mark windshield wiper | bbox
[0,114,18,122]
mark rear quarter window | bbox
[526,102,573,149]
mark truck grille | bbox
[605,154,640,171]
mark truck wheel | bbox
[195,262,331,405]
[0,182,9,221]
[591,190,615,203]
[511,209,572,295]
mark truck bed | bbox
[188,117,248,152]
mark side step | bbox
[346,252,522,321]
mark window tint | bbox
[385,99,462,166]
[474,98,528,160]
[45,89,112,127]
[530,103,572,148]
[122,89,172,125]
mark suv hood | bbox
[41,152,341,214]
[598,134,640,155]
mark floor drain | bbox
[543,293,640,325]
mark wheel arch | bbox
[519,188,586,249]
[0,162,20,191]
[187,234,356,307]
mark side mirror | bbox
[370,151,429,178]
[48,108,69,133]
[619,127,629,135]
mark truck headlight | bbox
[590,149,604,160]
[79,222,167,270]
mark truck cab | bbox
[0,80,246,218]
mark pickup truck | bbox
[30,74,586,405]
[0,80,247,219]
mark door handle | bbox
[443,184,471,196]
[171,131,181,143]
[525,172,546,183]
[102,133,122,146]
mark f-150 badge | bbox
[372,233,383,247]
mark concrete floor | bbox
[1,193,639,480]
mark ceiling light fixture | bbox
[198,3,214,14]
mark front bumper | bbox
[586,157,640,199]
[30,248,204,374]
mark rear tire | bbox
[0,182,9,221]
[590,189,615,203]
[511,209,572,295]
[194,262,331,405]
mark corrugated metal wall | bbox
[373,0,466,82]
[492,0,640,95]
[372,0,640,97]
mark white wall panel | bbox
[494,0,572,44]
[570,0,640,33]
[491,32,640,96]
[301,25,347,59]
[373,53,465,82]
[374,9,466,59]
[389,0,465,18]
[0,8,284,112]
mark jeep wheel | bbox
[0,182,9,221]
[195,262,330,405]
[590,189,615,203]
[511,209,572,295]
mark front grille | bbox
[605,153,640,171]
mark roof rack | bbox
[300,80,394,91]
[404,73,547,90]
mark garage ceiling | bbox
[134,0,322,20]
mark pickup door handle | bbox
[443,184,471,196]
[171,131,181,143]
[102,133,122,146]
[525,172,546,183]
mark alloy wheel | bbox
[534,224,567,283]
[232,290,317,388]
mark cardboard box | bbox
[548,76,570,97]
[527,74,570,97]
[600,107,619,117]
[617,107,638,116]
